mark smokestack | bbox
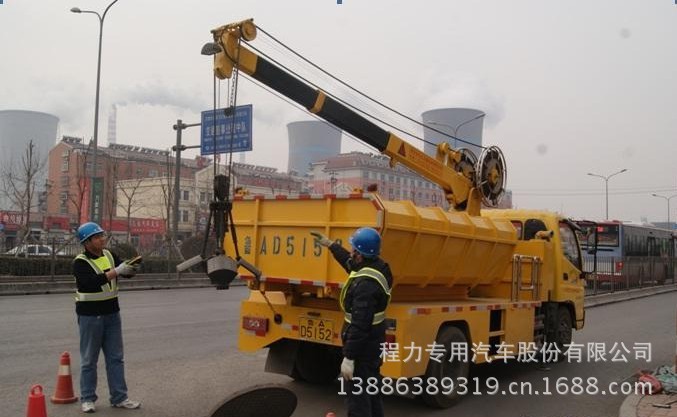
[107,104,117,145]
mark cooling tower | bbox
[0,110,59,210]
[287,121,341,175]
[421,108,485,158]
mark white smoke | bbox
[412,70,505,129]
[112,80,206,113]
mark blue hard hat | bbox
[77,222,105,243]
[349,227,381,258]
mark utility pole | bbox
[171,120,201,244]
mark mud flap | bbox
[265,339,300,377]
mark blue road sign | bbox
[201,104,253,155]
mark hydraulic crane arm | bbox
[208,19,498,214]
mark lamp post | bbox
[424,112,486,148]
[71,0,120,223]
[650,193,677,226]
[587,168,628,219]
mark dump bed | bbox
[226,193,518,292]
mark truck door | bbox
[558,221,583,278]
[558,221,585,325]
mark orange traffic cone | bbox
[26,384,47,417]
[50,352,77,404]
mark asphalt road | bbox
[1,288,675,417]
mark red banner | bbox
[0,211,22,231]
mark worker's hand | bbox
[114,262,137,278]
[310,231,334,247]
[340,357,355,380]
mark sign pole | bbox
[171,120,201,247]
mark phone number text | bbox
[338,376,653,397]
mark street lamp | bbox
[587,168,628,220]
[424,112,486,148]
[71,0,120,222]
[650,193,677,226]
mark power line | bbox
[515,188,677,197]
[240,75,378,153]
[249,27,484,150]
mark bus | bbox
[576,220,676,289]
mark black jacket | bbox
[329,243,393,361]
[73,249,122,316]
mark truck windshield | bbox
[559,221,581,268]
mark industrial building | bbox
[421,107,485,158]
[0,110,60,211]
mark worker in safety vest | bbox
[312,227,393,417]
[73,222,141,413]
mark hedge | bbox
[0,255,184,276]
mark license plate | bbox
[299,317,334,344]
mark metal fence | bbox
[583,255,676,296]
[2,236,182,258]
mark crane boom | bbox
[209,19,497,214]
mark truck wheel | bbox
[421,326,469,408]
[553,307,572,357]
[293,342,341,384]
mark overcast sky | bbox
[1,0,676,224]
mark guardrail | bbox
[0,273,245,296]
[584,255,676,296]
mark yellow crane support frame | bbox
[210,19,491,215]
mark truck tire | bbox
[553,307,572,357]
[421,326,470,408]
[293,342,341,384]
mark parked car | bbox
[5,244,53,257]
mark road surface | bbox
[1,287,675,417]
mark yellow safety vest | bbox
[339,266,392,325]
[74,249,118,302]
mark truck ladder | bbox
[511,255,541,302]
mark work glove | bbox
[340,357,355,380]
[310,231,334,247]
[114,262,137,277]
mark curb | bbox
[584,284,677,308]
[0,275,246,296]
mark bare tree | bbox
[161,154,177,258]
[116,177,144,243]
[0,140,46,245]
[67,141,93,225]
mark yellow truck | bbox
[205,19,587,408]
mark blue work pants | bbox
[78,312,128,404]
